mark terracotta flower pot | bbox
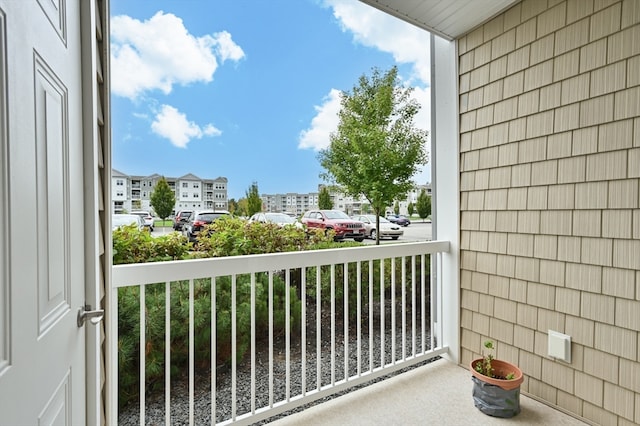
[470,358,524,390]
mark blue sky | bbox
[110,0,431,200]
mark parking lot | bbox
[362,220,432,244]
[152,219,432,243]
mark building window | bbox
[193,193,199,198]
[182,192,188,198]
[182,182,188,188]
[116,179,124,186]
[193,183,199,189]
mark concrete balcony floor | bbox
[268,358,589,426]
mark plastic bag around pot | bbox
[471,376,521,418]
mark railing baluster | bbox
[140,285,145,426]
[301,268,307,396]
[268,271,274,407]
[356,261,362,377]
[285,269,291,401]
[250,273,256,414]
[189,279,194,425]
[436,253,443,350]
[165,282,170,426]
[330,264,335,386]
[211,277,216,424]
[391,257,396,365]
[344,262,348,381]
[421,255,426,354]
[411,255,416,357]
[316,266,321,391]
[380,259,385,368]
[368,260,373,372]
[231,274,237,421]
[402,256,406,361]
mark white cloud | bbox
[303,1,433,182]
[111,11,245,99]
[213,31,246,62]
[151,104,221,148]
[322,0,431,85]
[297,89,342,151]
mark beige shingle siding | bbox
[458,0,640,422]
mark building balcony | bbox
[109,242,584,425]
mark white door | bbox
[0,0,87,424]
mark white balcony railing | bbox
[110,241,450,425]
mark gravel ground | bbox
[119,297,438,425]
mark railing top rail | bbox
[112,240,450,288]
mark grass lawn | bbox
[154,220,173,227]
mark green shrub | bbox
[114,218,359,407]
[117,273,301,408]
[195,216,339,256]
[113,225,190,264]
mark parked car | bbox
[353,214,403,240]
[130,210,154,231]
[183,210,231,243]
[173,210,193,231]
[249,212,303,229]
[386,214,411,227]
[112,214,145,231]
[301,209,366,242]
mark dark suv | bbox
[173,210,193,231]
[301,209,365,242]
[386,214,411,227]
[182,210,231,242]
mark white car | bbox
[130,210,154,231]
[353,214,403,240]
[249,212,303,229]
[112,214,145,231]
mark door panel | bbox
[34,53,71,336]
[0,0,85,424]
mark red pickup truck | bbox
[301,209,366,242]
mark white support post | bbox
[431,33,460,364]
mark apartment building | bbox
[261,192,319,216]
[261,183,432,217]
[112,169,228,214]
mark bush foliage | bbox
[114,219,335,407]
[113,218,429,408]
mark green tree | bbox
[318,186,333,209]
[236,198,248,217]
[407,202,415,217]
[318,66,428,245]
[150,177,175,228]
[246,182,262,216]
[228,198,238,215]
[416,189,431,221]
[361,203,371,214]
[393,200,400,215]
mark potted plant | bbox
[469,340,524,418]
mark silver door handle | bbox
[77,304,104,327]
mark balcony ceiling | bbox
[359,0,520,40]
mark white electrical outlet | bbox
[548,330,571,363]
